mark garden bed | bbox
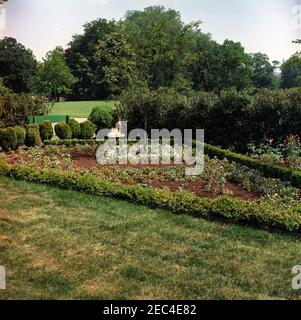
[4,146,257,201]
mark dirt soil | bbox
[70,152,257,201]
[4,150,258,201]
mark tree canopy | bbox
[32,47,76,100]
[0,37,37,93]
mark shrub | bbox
[39,121,54,141]
[54,122,72,140]
[14,126,26,148]
[0,127,17,151]
[0,93,53,127]
[26,124,42,147]
[88,106,114,130]
[68,119,81,138]
[203,143,301,188]
[80,121,96,139]
[0,161,300,232]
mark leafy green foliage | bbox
[39,121,54,141]
[54,122,72,140]
[0,37,37,93]
[14,126,26,148]
[281,53,301,88]
[0,160,300,232]
[88,106,114,130]
[250,53,278,89]
[32,47,76,100]
[0,127,17,151]
[80,120,96,139]
[94,32,141,97]
[68,119,81,139]
[65,19,118,100]
[204,143,301,188]
[0,91,53,127]
[26,124,42,147]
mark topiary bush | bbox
[39,121,54,141]
[14,126,26,148]
[68,119,81,139]
[54,122,72,140]
[88,106,114,130]
[26,124,42,147]
[80,120,96,139]
[0,127,17,151]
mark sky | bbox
[0,0,299,62]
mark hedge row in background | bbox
[0,160,300,233]
[119,87,301,152]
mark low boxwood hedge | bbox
[0,160,300,233]
[44,139,98,146]
[203,144,301,188]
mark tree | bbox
[124,6,201,90]
[32,47,76,100]
[65,19,118,100]
[281,53,301,88]
[94,31,141,97]
[250,53,277,89]
[215,40,253,91]
[0,37,37,93]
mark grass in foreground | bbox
[0,176,301,300]
[51,100,115,118]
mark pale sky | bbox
[0,0,299,62]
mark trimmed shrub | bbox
[68,119,81,139]
[203,143,301,188]
[80,121,96,139]
[54,122,72,140]
[44,139,97,146]
[26,124,42,147]
[0,127,17,151]
[39,121,54,141]
[14,126,26,148]
[88,106,114,130]
[0,160,300,232]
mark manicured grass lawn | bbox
[51,101,115,118]
[0,176,301,300]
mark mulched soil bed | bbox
[70,152,257,201]
[4,150,258,201]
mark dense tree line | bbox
[0,6,301,100]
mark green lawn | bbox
[51,100,116,118]
[0,176,301,300]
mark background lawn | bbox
[51,101,116,118]
[0,176,301,300]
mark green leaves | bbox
[32,47,76,100]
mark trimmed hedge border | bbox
[203,144,301,188]
[44,139,97,146]
[0,160,300,233]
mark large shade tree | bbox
[0,37,37,93]
[32,47,76,100]
[124,6,202,90]
[250,53,278,89]
[94,31,142,97]
[65,19,118,100]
